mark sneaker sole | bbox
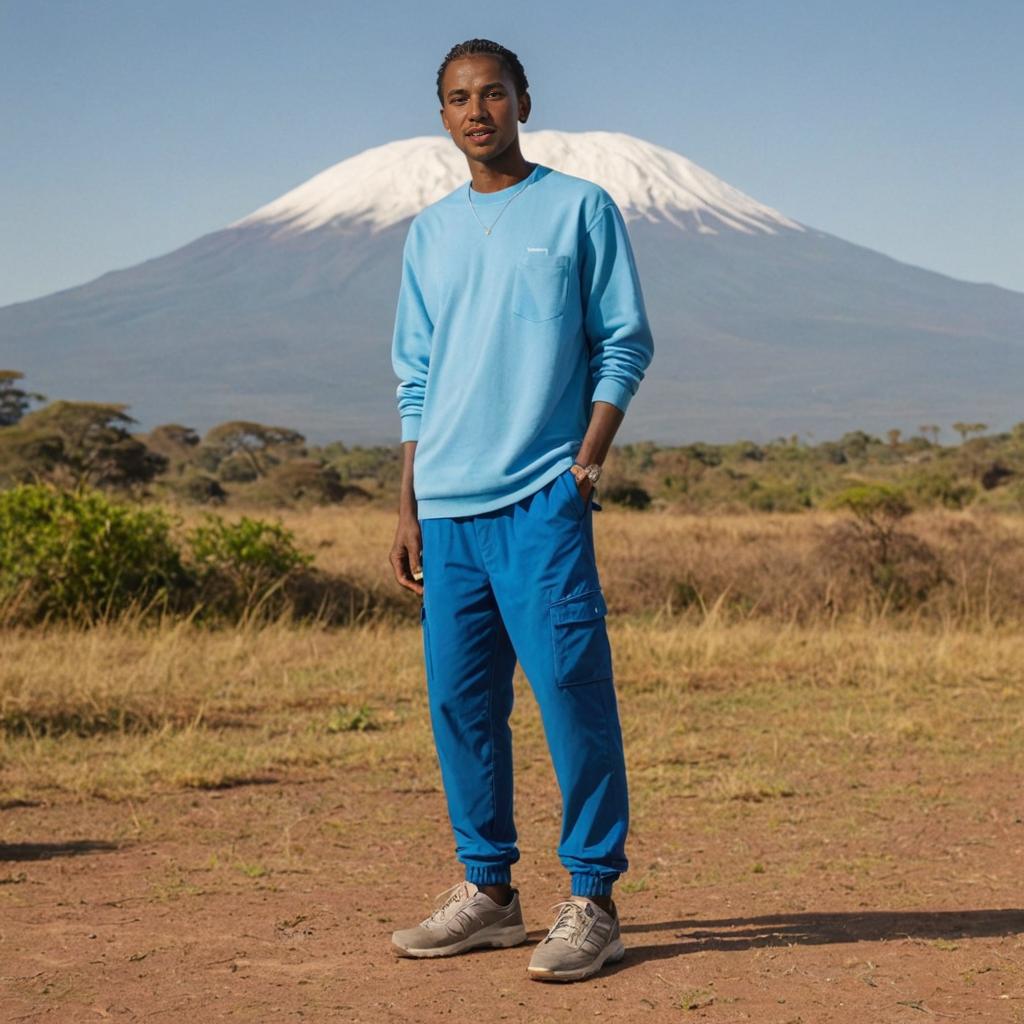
[392,921,528,959]
[527,938,626,982]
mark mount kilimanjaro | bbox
[2,129,1021,444]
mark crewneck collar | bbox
[466,162,545,205]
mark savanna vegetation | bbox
[2,368,1023,632]
[3,413,1023,804]
[3,369,1023,516]
[2,366,1022,800]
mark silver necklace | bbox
[467,173,534,236]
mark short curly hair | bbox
[436,38,529,106]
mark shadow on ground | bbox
[0,840,120,862]
[602,908,1024,972]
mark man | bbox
[388,37,654,983]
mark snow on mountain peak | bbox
[229,129,804,237]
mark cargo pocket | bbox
[549,588,613,687]
[511,254,570,322]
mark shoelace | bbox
[424,881,472,926]
[544,900,591,947]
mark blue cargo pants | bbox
[418,463,629,898]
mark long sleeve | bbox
[390,224,434,442]
[580,200,655,414]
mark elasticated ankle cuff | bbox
[465,864,512,886]
[570,873,616,897]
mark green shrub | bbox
[602,480,651,509]
[821,483,946,611]
[0,484,325,626]
[0,483,189,623]
[186,514,313,621]
[326,704,380,733]
[171,472,227,505]
[826,483,910,524]
[744,480,812,512]
[252,460,346,505]
[218,453,260,483]
[682,443,722,468]
[904,470,975,509]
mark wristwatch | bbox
[571,462,602,485]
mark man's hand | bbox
[391,439,423,595]
[573,471,598,503]
[390,515,423,596]
[569,464,595,502]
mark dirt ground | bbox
[3,761,1023,1024]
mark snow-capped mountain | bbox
[229,130,804,238]
[1,130,1022,444]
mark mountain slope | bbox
[1,130,1021,443]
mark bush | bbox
[0,484,327,626]
[904,470,975,509]
[817,519,947,612]
[186,514,313,621]
[218,454,260,483]
[826,483,910,524]
[602,480,651,509]
[744,480,812,512]
[821,483,947,611]
[0,483,189,624]
[172,472,227,505]
[682,443,722,468]
[253,460,346,505]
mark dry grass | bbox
[2,505,1021,816]
[6,501,1023,629]
[2,611,1021,815]
[179,502,1024,626]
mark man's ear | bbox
[518,92,531,124]
[440,107,450,132]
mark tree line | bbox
[2,370,1022,513]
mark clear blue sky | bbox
[1,0,1021,308]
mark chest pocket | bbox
[511,254,570,323]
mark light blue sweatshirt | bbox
[391,161,654,519]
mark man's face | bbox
[439,54,530,163]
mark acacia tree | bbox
[0,370,45,426]
[145,424,201,476]
[952,421,987,443]
[203,421,306,478]
[0,427,64,485]
[14,401,166,489]
[148,424,200,450]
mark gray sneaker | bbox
[527,897,625,982]
[391,881,527,958]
